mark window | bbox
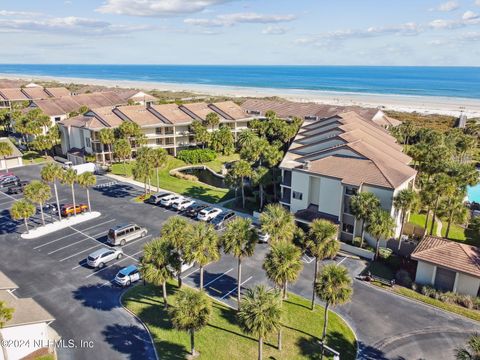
[345,187,358,196]
[155,128,162,134]
[293,191,303,200]
[342,223,354,234]
[55,117,61,122]
[85,138,91,148]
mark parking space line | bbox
[0,191,18,201]
[302,254,315,264]
[203,268,233,289]
[220,276,253,300]
[181,267,200,280]
[72,260,86,270]
[47,231,106,255]
[59,243,104,262]
[0,198,15,206]
[33,219,116,249]
[85,250,143,279]
[338,256,347,265]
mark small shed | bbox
[0,138,23,170]
[411,235,480,296]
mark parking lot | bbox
[0,164,368,359]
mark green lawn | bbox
[111,155,235,204]
[22,151,52,165]
[223,198,260,215]
[123,283,357,360]
[409,213,437,235]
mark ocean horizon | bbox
[1,64,479,99]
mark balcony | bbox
[295,204,340,224]
[281,170,292,187]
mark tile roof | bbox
[21,87,50,100]
[281,112,415,189]
[208,101,246,120]
[0,290,55,328]
[411,236,480,278]
[44,87,71,97]
[150,103,192,124]
[114,105,163,126]
[0,88,29,101]
[180,102,227,121]
[241,98,400,128]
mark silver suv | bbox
[107,224,147,246]
[87,248,123,268]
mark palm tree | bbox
[61,168,78,215]
[184,222,220,289]
[152,148,167,191]
[77,172,96,212]
[456,333,480,360]
[169,288,212,357]
[40,163,63,221]
[238,129,259,150]
[393,189,418,250]
[204,112,220,131]
[252,166,270,210]
[429,173,451,235]
[349,192,380,247]
[113,138,131,175]
[263,145,283,201]
[97,128,115,164]
[133,157,153,195]
[221,217,258,309]
[420,184,436,231]
[24,180,51,226]
[263,241,303,300]
[0,300,14,328]
[0,141,13,172]
[366,208,395,260]
[229,160,252,208]
[237,285,283,360]
[308,219,340,310]
[314,264,353,360]
[139,238,175,307]
[10,200,36,233]
[260,203,296,243]
[160,216,193,288]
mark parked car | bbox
[172,198,195,211]
[6,181,28,194]
[0,172,15,179]
[161,194,183,208]
[38,203,58,215]
[0,175,20,188]
[184,204,208,218]
[107,223,147,246]
[168,261,194,276]
[60,203,88,217]
[86,247,123,268]
[211,211,236,230]
[197,207,222,222]
[114,265,141,286]
[146,192,171,205]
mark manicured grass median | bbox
[123,283,357,360]
[111,155,235,204]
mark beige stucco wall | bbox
[415,261,436,285]
[0,323,50,360]
[455,272,480,297]
[290,170,310,212]
[1,157,22,170]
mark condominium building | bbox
[0,84,71,109]
[279,111,416,243]
[58,101,253,164]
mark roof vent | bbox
[303,160,311,170]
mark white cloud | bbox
[0,16,150,36]
[184,12,296,27]
[262,26,287,35]
[96,0,234,17]
[429,11,480,29]
[0,10,40,17]
[463,10,479,20]
[438,1,460,12]
[459,31,480,40]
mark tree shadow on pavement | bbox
[94,184,140,199]
[72,284,121,311]
[102,323,161,360]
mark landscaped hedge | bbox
[177,149,217,164]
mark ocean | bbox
[0,64,479,99]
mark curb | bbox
[119,285,159,360]
[362,280,480,326]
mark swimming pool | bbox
[468,185,480,203]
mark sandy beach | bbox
[2,73,480,117]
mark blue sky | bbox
[1,0,480,65]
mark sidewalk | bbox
[104,173,256,221]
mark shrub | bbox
[474,297,480,310]
[439,291,457,304]
[395,269,413,288]
[421,285,436,297]
[457,295,474,309]
[411,282,419,292]
[378,248,393,260]
[177,149,217,164]
[171,170,198,182]
[385,255,402,272]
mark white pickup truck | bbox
[63,162,97,175]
